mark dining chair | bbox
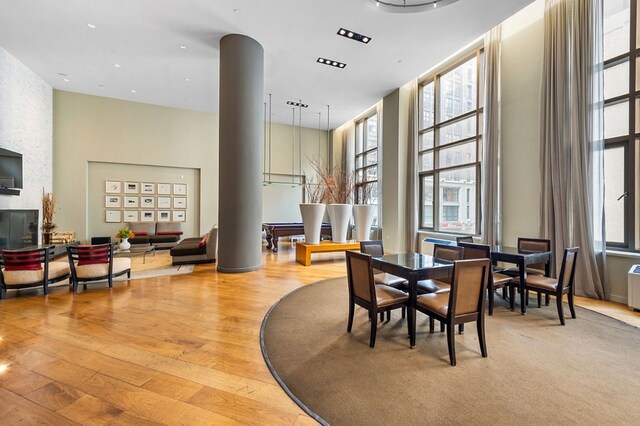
[458,242,513,315]
[414,244,464,295]
[67,243,131,293]
[456,236,474,244]
[414,258,491,366]
[500,237,552,306]
[0,246,70,299]
[346,250,409,348]
[523,247,579,325]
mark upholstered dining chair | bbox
[414,258,491,366]
[346,250,409,348]
[501,237,552,306]
[456,236,474,244]
[0,246,70,299]
[523,247,579,325]
[397,244,464,295]
[458,242,513,315]
[67,243,131,293]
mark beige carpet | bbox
[261,277,640,426]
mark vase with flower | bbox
[115,227,135,250]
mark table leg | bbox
[409,277,417,348]
[272,237,279,252]
[266,234,273,250]
[519,260,526,314]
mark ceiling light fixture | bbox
[337,28,372,44]
[184,77,191,82]
[87,23,96,29]
[286,101,308,108]
[130,89,136,93]
[179,44,187,49]
[63,78,69,82]
[317,57,347,69]
[366,0,459,13]
[114,63,121,68]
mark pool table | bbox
[262,222,332,252]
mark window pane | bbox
[419,131,434,151]
[356,122,364,154]
[604,145,626,244]
[366,115,377,150]
[604,101,629,138]
[421,175,434,228]
[365,150,377,166]
[604,0,630,61]
[438,167,476,233]
[365,165,377,182]
[604,60,629,99]
[421,81,435,129]
[355,155,362,169]
[356,169,363,183]
[438,57,477,122]
[438,141,477,168]
[438,115,477,145]
[420,152,434,171]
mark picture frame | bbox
[124,196,139,208]
[105,180,122,194]
[105,195,121,208]
[157,211,171,222]
[173,183,187,195]
[172,210,186,222]
[141,196,155,208]
[124,182,140,194]
[157,183,171,195]
[141,182,155,194]
[173,197,187,209]
[140,210,155,222]
[157,196,171,209]
[105,210,122,223]
[124,210,139,222]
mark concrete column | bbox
[217,34,264,273]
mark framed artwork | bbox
[124,211,139,222]
[124,182,139,194]
[124,196,139,208]
[105,195,121,208]
[105,210,122,223]
[157,196,171,209]
[172,210,186,222]
[105,180,121,193]
[141,182,155,194]
[140,211,155,222]
[157,183,171,195]
[173,183,187,195]
[173,197,187,209]
[141,196,155,208]
[158,211,171,222]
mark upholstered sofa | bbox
[127,222,183,249]
[170,227,218,266]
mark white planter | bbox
[353,204,376,241]
[299,203,326,245]
[119,238,131,250]
[327,203,352,243]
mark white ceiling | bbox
[0,0,533,129]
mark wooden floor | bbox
[1,242,638,425]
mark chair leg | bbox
[501,287,507,299]
[347,302,354,332]
[446,323,456,366]
[488,287,495,316]
[568,290,576,319]
[127,270,131,279]
[1,285,6,299]
[402,306,406,319]
[108,276,113,288]
[477,317,487,358]
[545,294,550,306]
[509,285,515,311]
[370,310,377,348]
[556,294,565,325]
[537,292,541,308]
[458,324,464,335]
[525,290,529,306]
[43,281,49,295]
[72,279,78,293]
[379,312,385,323]
[386,309,391,322]
[429,316,435,333]
[440,321,445,333]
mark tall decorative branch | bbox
[310,157,354,204]
[303,174,326,203]
[42,189,57,233]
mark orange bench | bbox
[295,241,360,266]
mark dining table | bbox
[489,245,552,314]
[370,252,453,348]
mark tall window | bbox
[603,0,638,250]
[418,50,483,234]
[355,113,379,229]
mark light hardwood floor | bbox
[0,243,638,424]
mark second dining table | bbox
[370,252,453,348]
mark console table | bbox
[295,241,360,266]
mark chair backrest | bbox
[558,247,579,290]
[433,244,464,262]
[458,242,490,261]
[456,236,474,244]
[360,240,384,256]
[448,258,490,318]
[1,247,53,271]
[67,243,113,265]
[346,250,376,305]
[518,237,551,271]
[91,236,112,245]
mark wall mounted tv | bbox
[0,147,23,190]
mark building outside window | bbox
[355,113,379,234]
[418,49,483,234]
[603,0,638,250]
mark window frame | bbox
[355,112,380,234]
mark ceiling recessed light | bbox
[179,44,187,49]
[337,28,372,44]
[184,77,191,82]
[87,23,96,29]
[57,72,68,76]
[63,78,69,82]
[130,89,136,93]
[114,64,121,68]
[317,57,347,69]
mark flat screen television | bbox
[0,147,23,189]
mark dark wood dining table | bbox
[489,245,552,314]
[370,252,453,347]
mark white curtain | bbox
[405,80,419,252]
[482,25,502,246]
[540,0,606,298]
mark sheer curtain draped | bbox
[405,80,419,252]
[482,25,502,247]
[540,0,606,298]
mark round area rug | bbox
[261,277,640,426]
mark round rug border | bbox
[260,278,340,426]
